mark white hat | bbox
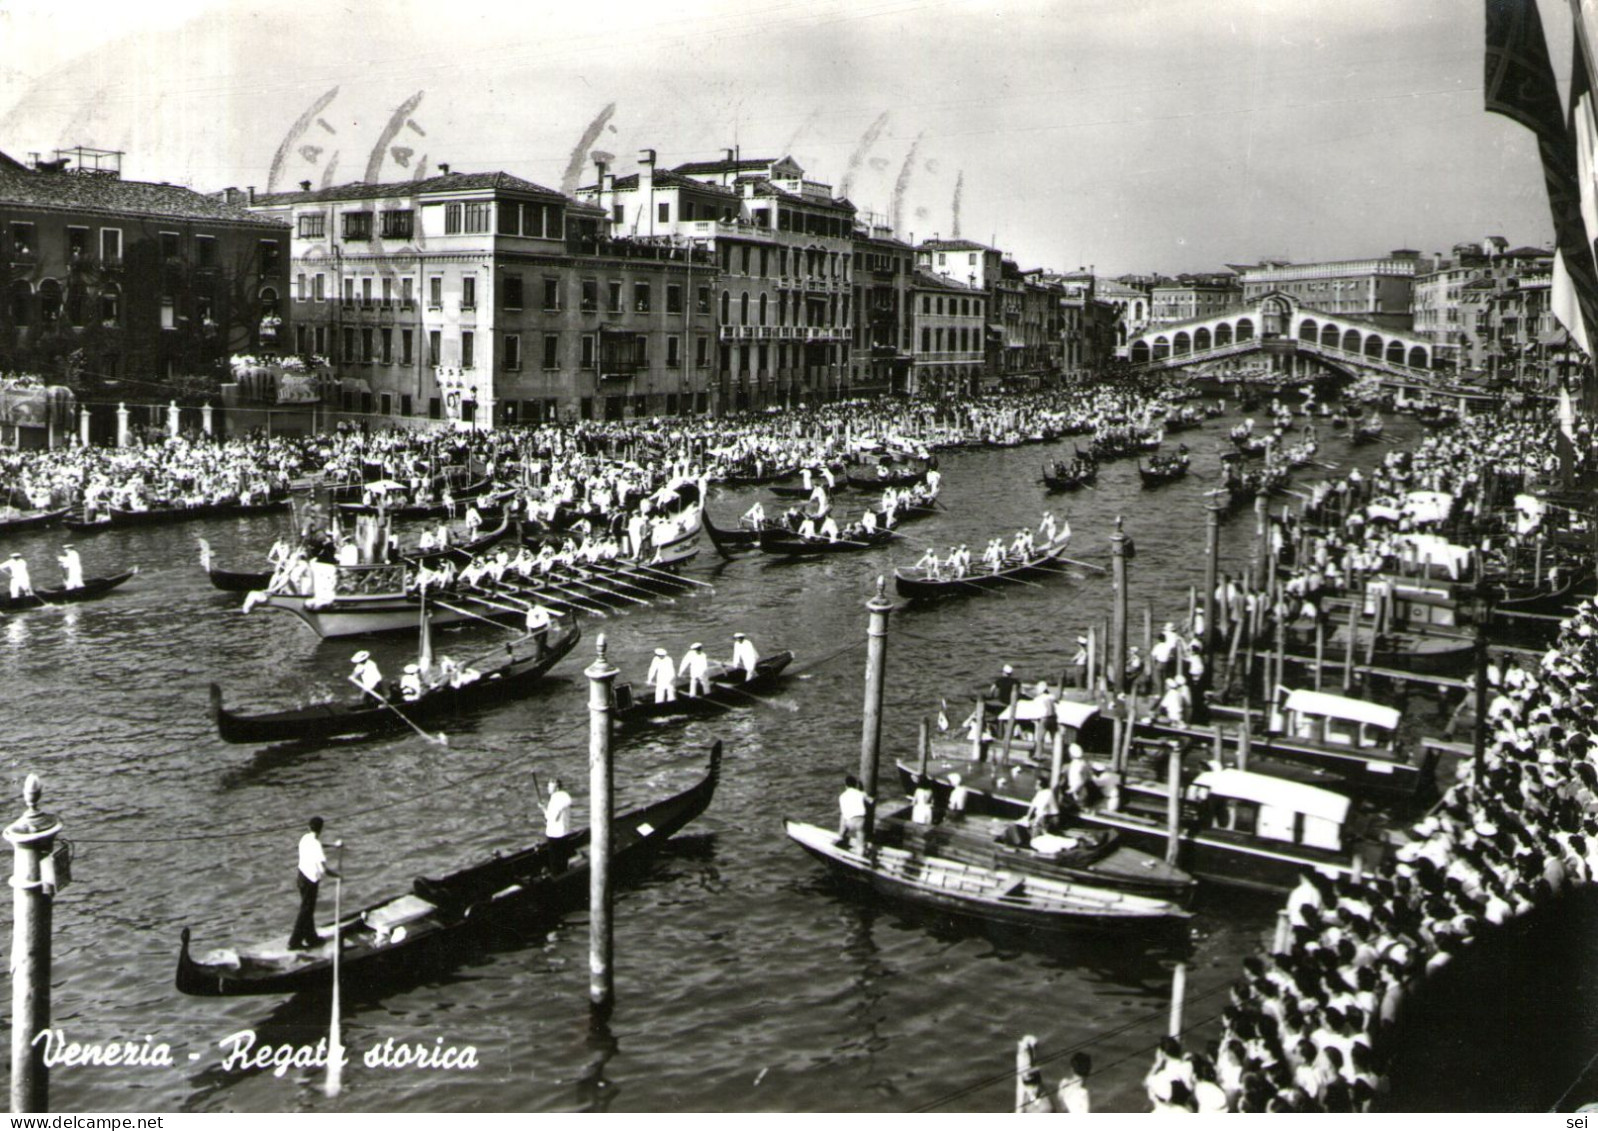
[654,647,667,656]
[351,650,371,663]
[1003,664,1013,674]
[691,642,703,650]
[948,772,962,785]
[404,663,420,673]
[733,631,746,638]
[1069,743,1085,759]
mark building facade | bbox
[1,147,289,403]
[1414,240,1555,382]
[1148,274,1241,325]
[251,169,717,426]
[909,271,985,397]
[1236,252,1419,330]
[581,152,856,411]
[852,219,915,395]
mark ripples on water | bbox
[0,408,1417,1111]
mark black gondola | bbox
[176,740,722,997]
[894,535,1072,600]
[844,463,928,491]
[612,651,793,729]
[703,510,768,556]
[757,525,896,556]
[208,621,582,744]
[0,507,68,535]
[0,567,139,611]
[1041,452,1097,492]
[1137,452,1191,488]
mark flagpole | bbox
[325,841,345,1098]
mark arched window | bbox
[759,293,768,326]
[1409,345,1429,369]
[740,293,749,323]
[260,286,280,317]
[720,291,730,323]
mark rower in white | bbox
[1,552,32,598]
[730,631,760,682]
[647,647,677,703]
[57,544,84,590]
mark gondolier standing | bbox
[648,647,678,703]
[730,631,760,681]
[57,544,84,590]
[351,650,383,695]
[679,641,711,697]
[289,816,338,950]
[1,552,32,598]
[543,778,573,870]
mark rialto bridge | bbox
[1127,292,1438,383]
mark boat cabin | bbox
[1185,768,1350,853]
[1269,689,1401,754]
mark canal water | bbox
[0,403,1423,1112]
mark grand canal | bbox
[0,403,1423,1112]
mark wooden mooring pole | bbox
[8,775,61,1114]
[1202,496,1222,662]
[1110,517,1129,696]
[586,637,619,1014]
[859,579,894,843]
[1168,961,1188,1037]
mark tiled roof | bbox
[0,165,285,228]
[582,170,740,198]
[252,170,566,207]
[919,238,993,253]
[912,270,983,293]
[746,179,855,212]
[672,156,778,175]
[1503,246,1554,259]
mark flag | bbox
[1485,0,1598,359]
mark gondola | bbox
[176,740,722,997]
[0,567,139,611]
[0,507,68,535]
[1137,453,1190,488]
[1040,454,1097,492]
[894,534,1072,600]
[844,464,928,491]
[612,651,793,730]
[701,510,767,557]
[209,621,582,744]
[872,493,939,524]
[338,483,512,522]
[1350,418,1384,444]
[757,525,896,556]
[716,465,800,487]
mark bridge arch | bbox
[1409,345,1428,369]
[1131,340,1150,364]
[1195,326,1211,351]
[1385,340,1406,365]
[1321,324,1340,348]
[1173,330,1191,355]
[1236,317,1255,341]
[1153,336,1170,360]
[1298,318,1318,341]
[1215,322,1233,347]
[1364,334,1382,359]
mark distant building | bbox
[1235,251,1420,330]
[1148,273,1241,325]
[1413,241,1556,383]
[252,166,717,426]
[0,146,289,410]
[909,271,985,397]
[581,151,857,411]
[852,217,915,395]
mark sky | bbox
[0,0,1567,276]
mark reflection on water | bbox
[0,409,1419,1111]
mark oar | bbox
[1055,557,1108,575]
[627,561,715,589]
[346,675,447,745]
[570,563,664,600]
[557,570,652,606]
[324,839,345,1098]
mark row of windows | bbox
[325,324,713,372]
[6,221,281,272]
[918,293,982,317]
[718,290,849,327]
[717,243,851,282]
[718,341,851,371]
[918,326,981,354]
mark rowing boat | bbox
[208,621,582,744]
[0,567,139,611]
[176,741,722,997]
[757,525,895,556]
[0,507,68,536]
[784,819,1190,934]
[612,651,793,730]
[894,535,1071,600]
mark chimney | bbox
[300,180,312,192]
[247,185,255,204]
[722,147,735,189]
[638,149,656,236]
[439,162,451,175]
[593,157,610,230]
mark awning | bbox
[1191,769,1352,825]
[1282,689,1401,732]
